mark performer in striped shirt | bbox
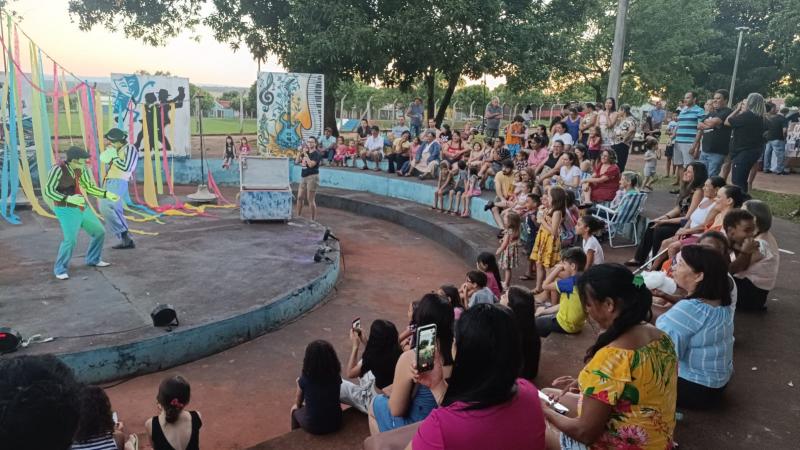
[99,128,138,249]
[43,147,119,280]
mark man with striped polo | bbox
[44,147,119,280]
[673,91,705,193]
[99,127,137,249]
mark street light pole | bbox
[606,0,629,100]
[729,26,750,107]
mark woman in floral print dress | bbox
[540,264,678,450]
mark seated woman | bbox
[656,245,733,410]
[409,304,546,450]
[526,136,550,176]
[291,340,343,435]
[590,170,639,216]
[538,152,581,196]
[398,137,422,176]
[655,176,725,248]
[652,183,744,270]
[579,149,621,206]
[369,294,454,434]
[72,386,127,450]
[501,286,542,380]
[626,161,708,267]
[341,320,403,414]
[542,264,678,450]
[440,131,469,169]
[728,201,779,311]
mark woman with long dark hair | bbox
[291,340,343,435]
[611,104,636,171]
[340,320,403,414]
[597,97,617,150]
[502,286,541,380]
[725,93,768,193]
[72,386,126,450]
[146,375,202,450]
[369,294,454,434]
[656,245,734,409]
[626,161,708,267]
[409,304,546,449]
[543,264,677,449]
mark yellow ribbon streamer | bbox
[141,104,159,207]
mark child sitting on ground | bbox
[463,270,498,307]
[577,215,605,267]
[534,247,588,337]
[477,251,503,298]
[444,160,468,216]
[642,137,658,192]
[146,375,202,450]
[497,211,521,289]
[291,340,343,435]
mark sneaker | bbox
[56,273,69,280]
[91,261,111,267]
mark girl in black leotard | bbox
[146,376,202,450]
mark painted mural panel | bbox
[110,74,190,156]
[257,72,324,156]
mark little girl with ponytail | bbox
[539,264,679,450]
[146,375,202,450]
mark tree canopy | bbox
[68,0,800,130]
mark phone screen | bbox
[352,318,361,330]
[415,324,437,373]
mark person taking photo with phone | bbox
[408,303,547,450]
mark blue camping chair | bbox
[592,192,648,248]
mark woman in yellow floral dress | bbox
[540,264,678,450]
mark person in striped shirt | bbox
[44,146,119,280]
[99,128,137,249]
[673,91,705,193]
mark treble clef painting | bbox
[256,72,325,156]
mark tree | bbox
[69,0,390,134]
[189,83,215,115]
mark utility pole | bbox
[606,0,629,101]
[729,26,750,107]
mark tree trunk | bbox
[435,72,460,127]
[325,76,339,136]
[426,71,435,123]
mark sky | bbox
[8,0,502,89]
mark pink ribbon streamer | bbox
[52,61,59,160]
[0,30,85,97]
[206,169,233,205]
[79,85,99,180]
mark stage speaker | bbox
[0,327,22,354]
[150,305,179,327]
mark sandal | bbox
[624,259,641,267]
[460,212,471,218]
[519,274,535,280]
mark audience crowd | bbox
[1,91,786,450]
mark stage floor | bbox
[0,206,334,363]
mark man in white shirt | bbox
[361,126,385,171]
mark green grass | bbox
[44,112,257,136]
[649,173,800,224]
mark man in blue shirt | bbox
[673,91,705,192]
[650,101,666,131]
[318,127,337,164]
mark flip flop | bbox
[519,275,535,280]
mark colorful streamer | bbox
[152,104,163,195]
[140,104,159,208]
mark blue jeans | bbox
[100,178,130,239]
[699,151,726,177]
[763,140,786,173]
[731,150,760,193]
[410,123,421,138]
[507,143,521,157]
[54,206,105,276]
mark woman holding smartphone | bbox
[408,304,546,450]
[368,294,454,435]
[542,264,677,450]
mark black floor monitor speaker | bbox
[0,327,22,354]
[150,305,179,327]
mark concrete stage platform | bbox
[0,207,339,383]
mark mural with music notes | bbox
[256,72,324,156]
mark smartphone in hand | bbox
[538,391,569,415]
[352,317,361,331]
[415,324,437,373]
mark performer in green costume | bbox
[43,147,120,280]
